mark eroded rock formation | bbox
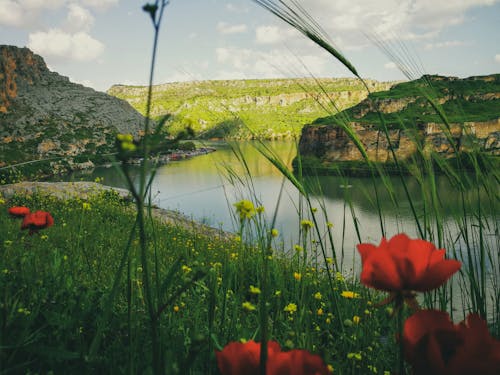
[0,45,145,168]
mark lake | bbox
[64,140,497,273]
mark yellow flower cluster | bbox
[233,200,256,221]
[300,219,313,231]
[249,285,261,294]
[242,301,256,311]
[116,133,136,152]
[341,291,360,299]
[284,303,297,313]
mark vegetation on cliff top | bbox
[313,74,500,128]
[108,78,393,139]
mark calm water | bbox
[64,141,497,271]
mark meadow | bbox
[1,0,499,374]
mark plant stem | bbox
[397,306,405,375]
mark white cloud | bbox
[28,28,104,61]
[81,0,118,11]
[216,22,247,35]
[65,3,94,32]
[295,0,500,44]
[216,46,330,78]
[0,0,65,27]
[255,25,299,44]
[495,54,500,63]
[384,62,397,69]
[216,47,252,69]
[0,0,24,26]
[424,40,467,50]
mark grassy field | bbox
[1,1,499,374]
[1,190,401,374]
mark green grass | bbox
[314,74,500,129]
[1,190,400,374]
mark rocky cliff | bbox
[108,78,394,139]
[298,74,500,170]
[0,45,145,169]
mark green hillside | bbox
[313,74,500,128]
[107,78,393,139]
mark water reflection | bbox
[63,141,497,271]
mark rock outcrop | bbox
[108,78,394,139]
[0,45,146,168]
[300,119,500,163]
[298,74,500,169]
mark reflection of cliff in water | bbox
[304,173,498,219]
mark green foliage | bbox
[107,78,392,139]
[314,74,500,129]
[0,192,397,373]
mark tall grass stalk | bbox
[253,0,498,353]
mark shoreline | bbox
[0,145,217,183]
[0,180,234,240]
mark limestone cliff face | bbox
[109,78,394,139]
[299,119,500,164]
[0,45,145,167]
[298,74,500,167]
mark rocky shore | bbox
[0,181,233,240]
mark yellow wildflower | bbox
[242,301,256,311]
[181,265,192,274]
[284,303,297,313]
[173,305,180,312]
[256,206,265,214]
[82,202,91,210]
[317,308,324,316]
[327,364,334,373]
[294,245,303,252]
[233,200,255,221]
[314,292,322,300]
[327,222,333,228]
[300,219,313,231]
[347,352,362,361]
[116,133,133,142]
[293,272,302,281]
[271,228,279,237]
[353,315,361,324]
[341,291,360,299]
[249,285,261,295]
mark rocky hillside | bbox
[108,78,394,139]
[298,74,500,171]
[0,45,145,170]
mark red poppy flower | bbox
[216,340,330,375]
[21,211,54,234]
[8,206,30,217]
[403,309,500,375]
[269,349,331,375]
[356,233,461,293]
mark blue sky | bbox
[1,0,499,92]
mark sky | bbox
[1,0,499,92]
